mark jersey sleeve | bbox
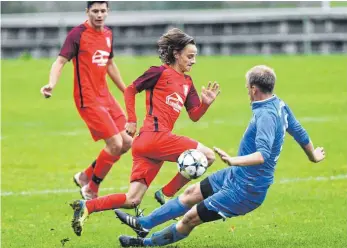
[284,105,310,146]
[132,66,165,92]
[255,111,277,162]
[109,31,114,59]
[124,84,137,122]
[109,42,114,59]
[124,66,165,122]
[59,27,83,61]
[185,83,210,122]
[184,84,201,111]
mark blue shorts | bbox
[200,167,269,219]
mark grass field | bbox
[1,55,347,248]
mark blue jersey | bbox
[232,95,310,187]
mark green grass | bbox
[331,1,347,7]
[2,55,347,247]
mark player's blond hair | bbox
[246,65,277,93]
[157,28,195,65]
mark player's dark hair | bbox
[87,1,108,9]
[157,28,196,65]
[246,65,276,94]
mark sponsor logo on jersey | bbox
[92,50,110,66]
[166,92,184,112]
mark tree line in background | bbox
[1,1,326,14]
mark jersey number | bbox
[274,101,289,162]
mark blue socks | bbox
[139,198,191,246]
[143,223,188,246]
[139,197,190,229]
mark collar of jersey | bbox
[163,64,185,77]
[251,95,277,109]
[84,20,104,34]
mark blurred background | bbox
[1,1,347,58]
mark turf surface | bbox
[2,55,346,247]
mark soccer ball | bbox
[177,149,208,180]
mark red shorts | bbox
[77,102,126,141]
[130,131,198,186]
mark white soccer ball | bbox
[177,149,208,180]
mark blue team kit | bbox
[204,95,310,218]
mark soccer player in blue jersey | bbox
[114,65,326,247]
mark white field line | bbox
[1,174,346,197]
[278,174,347,184]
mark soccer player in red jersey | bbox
[40,1,132,200]
[70,28,220,237]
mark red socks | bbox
[88,149,120,193]
[84,160,96,180]
[86,193,126,213]
[162,173,190,197]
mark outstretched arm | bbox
[214,148,264,166]
[186,81,220,122]
[285,105,325,163]
[301,141,325,163]
[107,59,126,93]
[214,111,276,167]
[40,56,68,98]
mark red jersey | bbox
[59,21,115,108]
[125,64,202,132]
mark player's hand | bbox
[201,81,220,105]
[125,122,137,137]
[213,147,233,166]
[40,84,53,98]
[312,147,325,163]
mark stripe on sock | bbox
[92,174,103,185]
[91,160,97,168]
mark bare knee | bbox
[120,135,132,154]
[179,184,202,207]
[181,211,201,228]
[181,213,194,227]
[106,136,123,156]
[176,206,203,235]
